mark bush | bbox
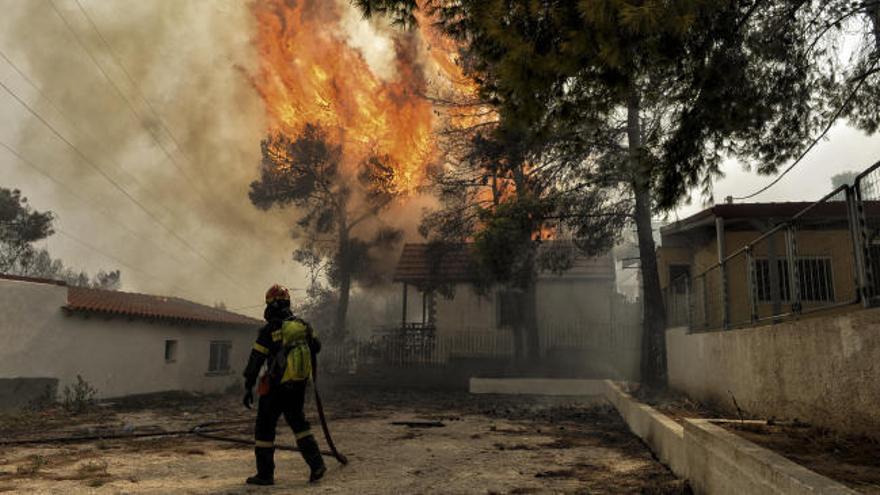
[62,375,97,414]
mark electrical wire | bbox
[71,0,200,175]
[733,57,880,201]
[0,140,189,268]
[0,47,176,221]
[55,227,166,285]
[0,420,339,458]
[0,78,248,296]
[21,3,289,294]
[47,0,206,196]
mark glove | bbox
[243,388,254,409]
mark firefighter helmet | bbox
[265,284,291,304]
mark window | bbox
[496,290,522,328]
[208,341,232,373]
[669,265,691,294]
[164,340,178,363]
[753,257,834,303]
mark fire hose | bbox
[2,353,348,463]
[1,419,338,458]
[311,347,349,465]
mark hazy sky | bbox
[1,0,878,315]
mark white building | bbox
[0,274,260,409]
[391,243,641,378]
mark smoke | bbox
[0,0,460,315]
[0,0,298,311]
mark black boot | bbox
[246,446,275,485]
[296,435,327,483]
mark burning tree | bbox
[249,124,402,342]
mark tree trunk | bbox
[523,276,540,360]
[333,219,352,343]
[626,87,668,387]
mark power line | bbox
[734,57,880,201]
[55,227,165,285]
[0,140,190,267]
[71,0,201,176]
[45,0,284,285]
[47,0,207,197]
[0,47,178,222]
[0,78,247,296]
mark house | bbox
[0,273,261,409]
[657,201,867,329]
[389,242,641,377]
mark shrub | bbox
[62,375,97,414]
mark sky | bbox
[1,0,879,315]
[671,124,880,222]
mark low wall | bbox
[0,378,58,412]
[469,378,607,396]
[604,381,688,479]
[667,308,880,438]
[684,419,855,495]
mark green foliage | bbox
[250,123,404,338]
[62,375,97,414]
[0,186,121,286]
[473,194,547,288]
[0,187,54,272]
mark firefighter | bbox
[242,284,327,486]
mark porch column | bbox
[421,289,427,325]
[401,282,408,328]
[716,217,729,329]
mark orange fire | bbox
[250,0,456,196]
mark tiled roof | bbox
[0,273,67,286]
[393,243,477,284]
[65,286,260,327]
[393,242,614,284]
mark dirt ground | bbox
[625,384,880,494]
[0,388,689,494]
[722,422,880,494]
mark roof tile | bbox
[65,286,260,327]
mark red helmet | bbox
[265,284,290,304]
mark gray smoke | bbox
[0,0,309,313]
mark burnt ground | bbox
[624,383,880,493]
[721,422,880,494]
[0,387,689,494]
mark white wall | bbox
[0,278,256,400]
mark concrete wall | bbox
[0,278,255,403]
[667,307,880,438]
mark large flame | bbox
[251,0,448,195]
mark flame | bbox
[250,0,440,195]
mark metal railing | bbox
[666,160,880,332]
[322,316,642,373]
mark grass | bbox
[15,455,47,476]
[76,460,109,477]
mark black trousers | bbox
[254,380,312,446]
